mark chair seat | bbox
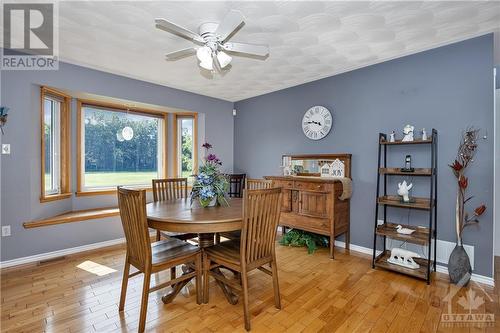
[152,238,200,266]
[219,230,241,240]
[159,231,197,241]
[204,239,241,266]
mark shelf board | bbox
[379,168,432,176]
[374,250,430,280]
[376,222,430,245]
[380,139,433,145]
[378,195,432,210]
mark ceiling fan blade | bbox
[155,18,204,43]
[215,10,244,42]
[222,42,269,57]
[165,48,197,61]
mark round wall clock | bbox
[302,106,332,140]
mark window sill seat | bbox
[23,207,120,229]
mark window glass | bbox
[82,106,163,189]
[178,117,194,178]
[44,97,61,195]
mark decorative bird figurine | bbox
[395,224,415,235]
[397,180,413,202]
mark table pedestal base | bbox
[161,233,239,305]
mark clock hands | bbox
[307,120,322,126]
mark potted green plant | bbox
[190,142,229,208]
[448,127,486,284]
[279,229,329,254]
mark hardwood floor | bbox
[1,244,499,332]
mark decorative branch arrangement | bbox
[449,127,486,245]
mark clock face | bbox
[302,106,332,140]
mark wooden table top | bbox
[146,198,243,233]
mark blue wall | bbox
[0,61,234,262]
[234,34,495,277]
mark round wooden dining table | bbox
[146,197,242,304]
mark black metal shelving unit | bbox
[372,129,438,284]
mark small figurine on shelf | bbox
[402,124,414,142]
[282,156,292,176]
[421,128,428,141]
[397,180,413,203]
[387,248,421,269]
[320,163,330,177]
[330,159,345,177]
[400,155,414,173]
[0,107,9,135]
[396,225,415,235]
[389,130,396,142]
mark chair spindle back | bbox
[227,174,246,198]
[152,178,188,202]
[245,178,273,190]
[240,188,282,266]
[117,187,151,270]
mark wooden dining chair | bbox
[245,178,273,190]
[203,187,282,331]
[216,178,275,244]
[227,173,246,198]
[117,187,202,333]
[152,178,197,242]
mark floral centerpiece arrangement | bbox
[190,142,229,208]
[448,127,486,284]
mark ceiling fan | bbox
[155,10,269,72]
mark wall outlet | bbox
[1,225,11,237]
[1,144,10,155]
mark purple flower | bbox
[202,142,212,149]
[207,153,217,161]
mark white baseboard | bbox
[434,265,495,287]
[334,240,495,287]
[1,236,495,287]
[0,237,127,269]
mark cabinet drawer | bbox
[294,181,329,192]
[273,180,294,189]
[280,212,330,234]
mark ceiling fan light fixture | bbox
[199,59,213,71]
[156,10,269,74]
[217,51,232,68]
[196,46,212,63]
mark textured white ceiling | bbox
[56,1,500,102]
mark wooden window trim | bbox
[76,99,168,195]
[173,113,198,178]
[40,86,72,203]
